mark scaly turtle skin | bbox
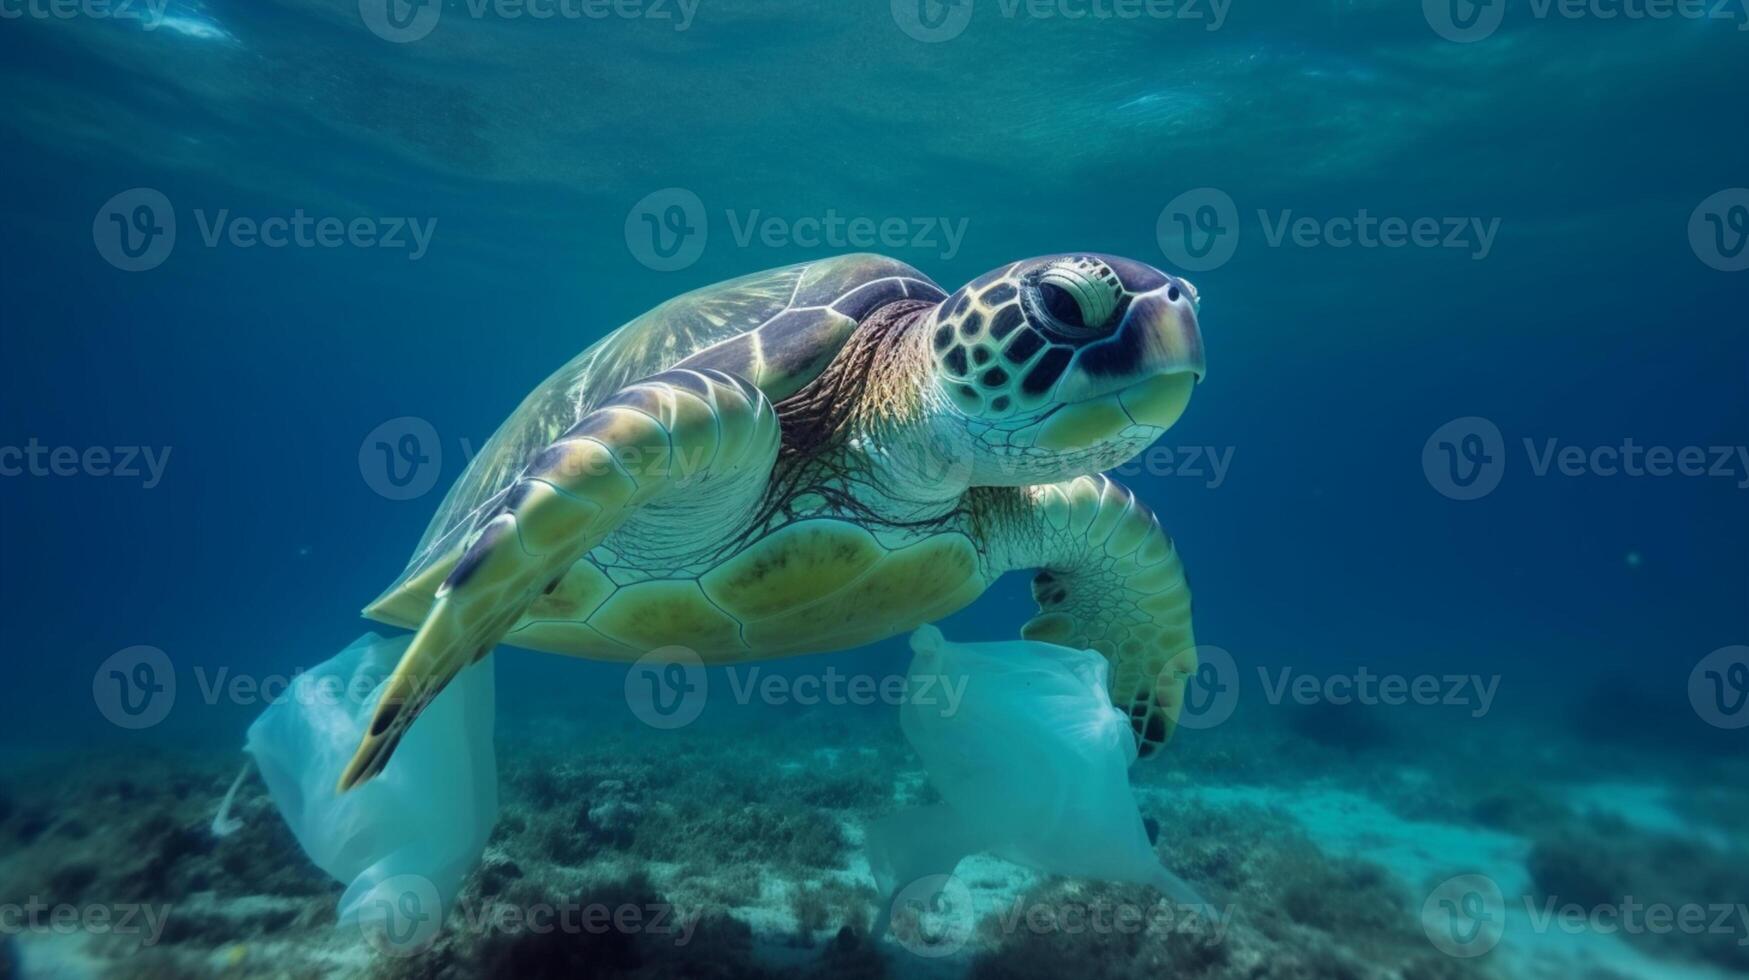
[341,252,1207,791]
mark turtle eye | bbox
[1038,282,1087,328]
[1025,263,1121,339]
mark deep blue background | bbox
[1,0,1744,756]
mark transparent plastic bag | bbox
[868,626,1201,921]
[243,632,498,925]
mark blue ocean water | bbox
[1,1,1747,977]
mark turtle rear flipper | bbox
[339,369,779,792]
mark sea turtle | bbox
[341,252,1207,791]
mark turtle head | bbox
[926,254,1206,484]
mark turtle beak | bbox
[1052,280,1206,408]
[1032,280,1205,450]
[1102,282,1204,431]
[1128,280,1206,383]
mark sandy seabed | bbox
[3,697,1746,980]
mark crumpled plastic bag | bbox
[243,632,498,928]
[866,626,1202,930]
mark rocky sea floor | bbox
[3,697,1747,980]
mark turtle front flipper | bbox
[338,369,779,793]
[993,475,1197,760]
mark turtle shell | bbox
[374,254,945,612]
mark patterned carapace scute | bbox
[394,255,945,591]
